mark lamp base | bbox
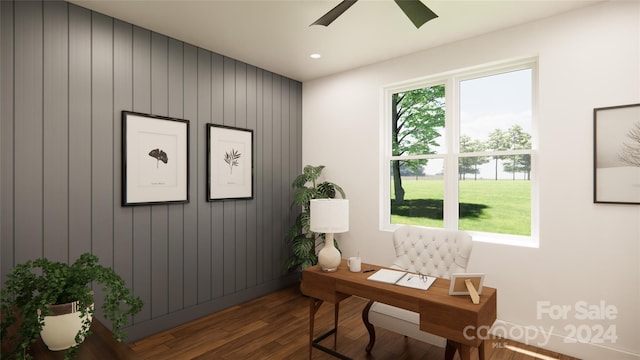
[318,233,341,272]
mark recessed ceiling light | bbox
[310,53,322,59]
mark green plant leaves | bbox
[283,165,346,273]
[0,253,143,360]
[303,165,324,184]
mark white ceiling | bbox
[67,0,602,82]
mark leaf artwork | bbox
[149,148,168,168]
[224,149,241,174]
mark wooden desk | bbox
[2,318,141,359]
[300,260,497,360]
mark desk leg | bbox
[458,345,472,360]
[308,297,350,360]
[445,340,456,360]
[334,302,339,349]
[478,339,487,360]
[445,340,473,360]
[309,297,323,360]
[362,300,376,353]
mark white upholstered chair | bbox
[363,225,473,357]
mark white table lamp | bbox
[310,199,349,272]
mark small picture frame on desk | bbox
[449,273,484,296]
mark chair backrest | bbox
[391,225,472,279]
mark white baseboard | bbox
[488,320,640,360]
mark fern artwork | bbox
[206,124,254,200]
[224,148,242,174]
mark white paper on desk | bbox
[367,269,407,284]
[395,273,436,291]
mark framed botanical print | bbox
[122,111,189,206]
[207,124,254,201]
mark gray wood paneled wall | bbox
[0,0,301,340]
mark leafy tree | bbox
[507,125,531,150]
[391,86,445,203]
[399,163,425,177]
[459,134,489,180]
[502,125,532,179]
[503,154,531,180]
[619,121,640,167]
[486,129,509,180]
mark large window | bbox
[382,59,537,246]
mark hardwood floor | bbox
[130,285,579,360]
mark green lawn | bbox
[391,179,531,236]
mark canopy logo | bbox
[462,300,618,346]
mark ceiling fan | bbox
[311,0,438,29]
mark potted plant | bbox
[284,165,346,272]
[1,253,143,360]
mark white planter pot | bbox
[39,301,93,351]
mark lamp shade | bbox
[309,199,349,233]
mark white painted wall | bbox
[302,1,640,359]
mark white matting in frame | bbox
[207,124,253,201]
[122,111,189,206]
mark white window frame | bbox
[379,58,539,248]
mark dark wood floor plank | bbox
[131,285,580,360]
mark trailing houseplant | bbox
[0,253,143,360]
[284,165,346,272]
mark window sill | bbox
[381,224,539,249]
[466,231,539,248]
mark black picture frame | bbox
[593,103,640,204]
[206,124,254,201]
[122,111,189,206]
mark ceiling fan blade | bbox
[394,0,438,28]
[311,0,358,26]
